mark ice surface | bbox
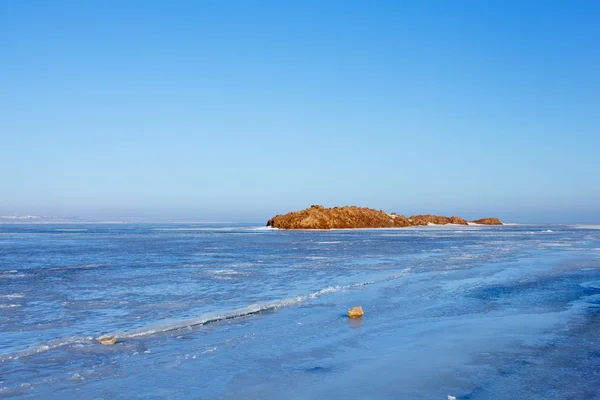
[0,223,599,398]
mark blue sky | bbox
[1,0,599,223]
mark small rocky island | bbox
[267,205,502,229]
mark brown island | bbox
[267,205,502,229]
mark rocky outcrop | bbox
[407,215,468,226]
[266,205,502,229]
[470,217,503,225]
[266,205,409,229]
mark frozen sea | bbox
[1,223,600,399]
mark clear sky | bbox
[1,0,599,223]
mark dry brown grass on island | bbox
[266,205,502,229]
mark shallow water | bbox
[1,223,599,399]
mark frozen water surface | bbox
[1,224,599,399]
